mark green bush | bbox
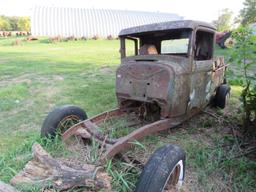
[231,26,256,132]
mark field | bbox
[0,37,255,191]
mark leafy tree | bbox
[212,9,233,31]
[0,16,30,31]
[0,16,11,31]
[8,16,19,31]
[240,0,256,25]
[231,26,256,132]
[17,17,30,31]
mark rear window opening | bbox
[161,38,189,54]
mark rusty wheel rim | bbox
[163,160,183,192]
[57,115,80,134]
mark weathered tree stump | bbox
[0,181,19,192]
[10,143,111,191]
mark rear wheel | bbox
[41,105,87,138]
[215,84,231,109]
[135,144,185,192]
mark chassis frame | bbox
[62,106,201,162]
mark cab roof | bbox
[119,20,216,37]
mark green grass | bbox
[0,37,255,191]
[0,83,29,111]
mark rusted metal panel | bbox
[116,63,172,100]
[189,60,213,108]
[117,55,193,117]
[170,74,190,117]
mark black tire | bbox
[215,84,231,109]
[135,144,186,192]
[41,105,87,138]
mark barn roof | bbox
[119,20,216,36]
[31,7,182,38]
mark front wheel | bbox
[135,144,185,192]
[41,105,87,138]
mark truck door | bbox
[189,30,214,109]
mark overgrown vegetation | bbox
[230,26,256,132]
[0,38,255,191]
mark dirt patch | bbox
[0,58,9,64]
[99,66,114,74]
[31,86,60,99]
[0,74,32,87]
[3,105,29,117]
[31,75,64,84]
[180,169,201,192]
[18,123,39,132]
[53,75,64,81]
[0,74,64,87]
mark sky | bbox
[0,0,244,22]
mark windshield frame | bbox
[120,28,193,59]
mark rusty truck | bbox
[41,20,230,191]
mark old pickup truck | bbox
[41,20,230,191]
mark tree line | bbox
[0,16,30,31]
[212,0,256,31]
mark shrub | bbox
[48,36,62,43]
[92,35,99,40]
[65,36,75,41]
[81,36,87,41]
[107,35,114,40]
[231,26,256,132]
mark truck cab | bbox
[116,20,228,118]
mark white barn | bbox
[31,7,182,38]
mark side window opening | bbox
[125,38,137,57]
[195,31,213,60]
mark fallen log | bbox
[10,143,111,191]
[0,181,19,192]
